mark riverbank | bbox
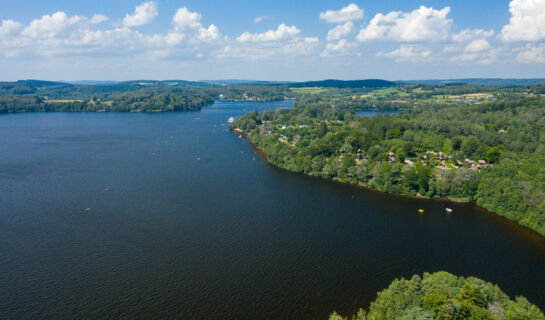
[233,127,545,240]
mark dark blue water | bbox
[1,100,544,320]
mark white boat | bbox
[227,116,235,124]
[446,208,453,213]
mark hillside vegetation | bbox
[329,271,545,320]
[234,95,545,236]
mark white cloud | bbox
[217,33,318,60]
[237,24,300,43]
[171,7,220,42]
[321,39,358,57]
[22,12,85,38]
[123,1,158,28]
[172,7,202,31]
[452,29,494,42]
[357,6,452,42]
[319,4,363,23]
[380,45,432,62]
[0,5,221,61]
[90,14,109,24]
[464,39,491,52]
[451,48,500,64]
[517,44,545,63]
[216,38,318,60]
[0,19,22,36]
[501,0,545,42]
[253,16,271,24]
[327,21,354,41]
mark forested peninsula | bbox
[329,271,545,320]
[233,84,545,237]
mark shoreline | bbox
[232,128,545,241]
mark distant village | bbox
[243,119,492,172]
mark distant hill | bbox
[0,79,218,95]
[403,78,545,86]
[67,80,120,85]
[0,80,71,94]
[119,80,216,87]
[289,79,396,88]
[201,80,290,86]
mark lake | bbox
[1,100,544,320]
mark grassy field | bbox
[446,93,493,99]
[44,99,84,103]
[360,88,410,99]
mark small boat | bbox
[446,208,453,213]
[228,116,235,124]
[238,135,242,139]
[418,209,424,214]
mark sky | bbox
[0,0,544,81]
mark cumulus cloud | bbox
[321,39,358,57]
[319,4,363,23]
[451,48,500,64]
[357,6,452,42]
[216,37,318,60]
[22,12,86,38]
[327,21,354,41]
[90,14,109,24]
[171,7,220,42]
[464,39,491,52]
[501,0,545,42]
[380,45,432,62]
[172,7,202,31]
[237,24,300,43]
[0,4,223,61]
[123,1,158,28]
[0,19,22,36]
[452,29,494,42]
[517,44,545,63]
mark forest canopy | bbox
[233,95,545,237]
[329,271,545,320]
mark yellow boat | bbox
[418,209,424,214]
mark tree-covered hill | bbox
[233,96,545,236]
[329,271,544,320]
[290,79,396,89]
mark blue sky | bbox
[0,0,544,81]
